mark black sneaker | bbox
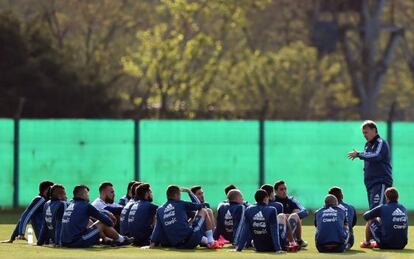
[114,236,134,246]
[297,239,308,248]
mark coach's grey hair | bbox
[227,189,242,202]
[325,194,338,207]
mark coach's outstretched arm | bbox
[357,139,388,162]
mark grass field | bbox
[0,224,413,259]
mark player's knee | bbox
[288,213,299,222]
[277,214,287,223]
[198,208,207,217]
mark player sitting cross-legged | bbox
[274,180,309,248]
[61,185,132,248]
[314,195,349,253]
[235,189,286,254]
[146,185,221,250]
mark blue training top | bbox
[363,201,408,249]
[314,206,348,245]
[358,135,392,189]
[237,203,282,252]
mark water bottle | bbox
[27,227,33,245]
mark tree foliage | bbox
[1,0,413,120]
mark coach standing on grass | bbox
[347,120,393,209]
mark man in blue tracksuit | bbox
[328,186,357,248]
[214,189,245,246]
[148,185,220,249]
[236,189,285,254]
[274,180,309,247]
[361,187,408,249]
[119,182,141,235]
[37,184,68,246]
[260,184,283,214]
[61,185,132,247]
[2,181,54,243]
[127,183,158,246]
[314,195,349,253]
[348,120,392,209]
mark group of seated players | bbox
[1,179,408,253]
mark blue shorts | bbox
[176,215,205,249]
[63,226,100,248]
[367,183,390,209]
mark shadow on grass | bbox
[371,248,414,254]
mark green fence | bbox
[0,119,413,210]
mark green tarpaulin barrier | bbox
[140,120,259,207]
[18,120,135,205]
[0,119,14,207]
[0,119,412,210]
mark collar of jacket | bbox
[368,134,380,144]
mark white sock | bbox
[116,235,125,242]
[205,230,214,244]
[201,236,209,245]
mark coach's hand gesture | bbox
[347,149,358,160]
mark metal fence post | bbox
[134,119,140,181]
[13,118,20,208]
[259,118,265,188]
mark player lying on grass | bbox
[119,182,142,236]
[360,187,408,249]
[61,185,132,248]
[236,189,302,254]
[119,180,139,206]
[274,180,309,247]
[214,189,245,246]
[1,180,54,243]
[37,184,68,246]
[328,186,357,249]
[146,185,221,249]
[314,195,349,253]
[92,182,123,216]
[127,183,158,246]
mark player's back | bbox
[128,200,158,243]
[245,204,278,251]
[215,202,244,242]
[315,206,348,245]
[378,202,408,249]
[155,200,193,246]
[43,199,67,242]
[62,198,107,243]
[119,199,137,235]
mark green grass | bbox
[0,224,413,259]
